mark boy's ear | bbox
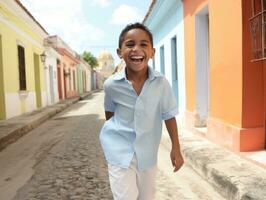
[117,48,122,58]
[151,48,155,58]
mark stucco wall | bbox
[145,0,186,114]
[184,0,243,126]
[0,1,47,119]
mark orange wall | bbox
[210,0,243,126]
[184,0,243,126]
[61,53,79,98]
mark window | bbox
[57,59,60,65]
[250,0,266,60]
[73,70,76,90]
[160,46,165,74]
[18,45,26,90]
[152,57,155,69]
[171,36,178,81]
[68,69,71,90]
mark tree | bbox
[81,51,98,68]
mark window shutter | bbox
[18,45,26,90]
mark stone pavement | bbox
[0,90,266,200]
[12,99,113,200]
[161,128,266,200]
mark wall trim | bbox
[0,13,43,49]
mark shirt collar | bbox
[113,66,163,81]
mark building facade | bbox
[43,46,60,105]
[143,0,186,120]
[57,47,79,99]
[183,0,265,151]
[97,50,115,77]
[45,36,80,100]
[97,50,115,89]
[77,59,92,95]
[0,0,48,120]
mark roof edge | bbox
[15,0,49,34]
[142,0,156,24]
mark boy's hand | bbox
[164,117,184,172]
[170,147,184,172]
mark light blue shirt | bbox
[99,66,178,171]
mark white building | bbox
[43,46,60,105]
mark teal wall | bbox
[144,0,186,113]
[77,64,83,95]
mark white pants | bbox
[108,155,157,200]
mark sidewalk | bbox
[0,91,93,151]
[161,126,266,200]
[0,91,265,200]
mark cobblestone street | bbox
[0,92,224,200]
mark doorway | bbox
[171,36,179,106]
[195,6,210,127]
[57,65,62,100]
[33,53,42,108]
[49,65,55,104]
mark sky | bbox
[20,0,152,65]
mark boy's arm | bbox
[164,117,184,172]
[105,111,114,120]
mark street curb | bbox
[0,91,95,151]
[161,130,266,200]
[79,90,101,100]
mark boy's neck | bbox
[126,66,148,82]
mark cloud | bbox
[110,4,143,25]
[20,0,105,53]
[91,0,111,7]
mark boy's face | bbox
[117,28,155,73]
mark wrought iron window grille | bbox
[250,0,266,61]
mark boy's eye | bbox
[141,43,148,47]
[125,42,134,47]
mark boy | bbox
[100,23,184,200]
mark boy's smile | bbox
[117,28,155,73]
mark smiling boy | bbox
[100,23,184,200]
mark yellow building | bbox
[97,50,115,78]
[0,0,48,120]
[96,50,115,89]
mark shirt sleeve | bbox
[103,83,116,112]
[161,78,178,120]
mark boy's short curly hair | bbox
[118,22,153,48]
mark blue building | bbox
[143,0,186,119]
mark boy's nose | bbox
[132,45,141,51]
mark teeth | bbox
[131,56,144,59]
